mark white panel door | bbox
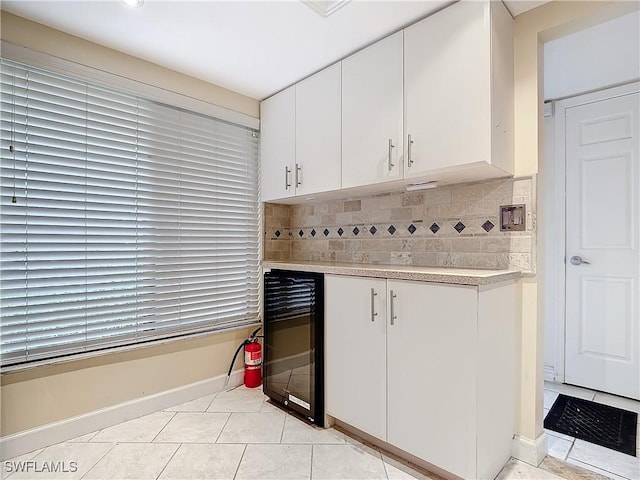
[565,91,640,400]
[387,280,477,479]
[342,31,404,188]
[295,63,342,197]
[260,86,295,201]
[404,0,491,178]
[324,275,387,440]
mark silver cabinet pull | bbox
[285,166,291,190]
[407,134,414,167]
[370,288,378,322]
[295,163,302,187]
[390,290,397,325]
[570,255,591,265]
[388,139,395,171]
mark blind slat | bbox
[1,58,260,367]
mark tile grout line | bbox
[79,442,118,480]
[567,438,639,480]
[381,452,391,480]
[279,412,288,444]
[153,442,181,480]
[150,411,177,443]
[563,438,575,461]
[232,444,248,480]
[203,393,218,412]
[310,443,314,480]
[80,430,100,443]
[567,457,635,480]
[7,445,39,480]
[214,412,233,444]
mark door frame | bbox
[547,81,640,384]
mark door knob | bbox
[570,256,591,265]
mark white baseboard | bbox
[511,432,548,467]
[544,365,555,383]
[0,369,245,461]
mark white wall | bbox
[544,10,640,101]
[542,9,640,380]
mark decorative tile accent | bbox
[482,220,495,232]
[264,176,536,272]
[274,230,281,238]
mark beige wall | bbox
[1,327,256,436]
[513,0,639,444]
[0,11,261,437]
[0,11,259,118]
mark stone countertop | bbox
[262,261,521,286]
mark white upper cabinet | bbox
[260,86,296,201]
[342,31,404,188]
[404,0,514,180]
[259,0,514,200]
[295,63,342,197]
[260,64,341,202]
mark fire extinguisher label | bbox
[245,350,261,366]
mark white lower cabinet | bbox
[325,274,518,480]
[325,276,387,440]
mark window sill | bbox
[1,320,262,375]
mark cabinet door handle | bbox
[370,288,378,322]
[388,139,395,171]
[390,290,397,325]
[295,163,302,187]
[407,134,414,167]
[285,166,291,190]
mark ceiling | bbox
[1,1,549,101]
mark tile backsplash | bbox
[264,177,536,273]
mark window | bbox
[0,59,260,367]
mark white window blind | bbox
[0,59,260,367]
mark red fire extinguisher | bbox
[226,327,262,388]
[244,339,262,388]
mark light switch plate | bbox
[500,204,526,231]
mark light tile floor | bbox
[543,381,640,480]
[3,384,637,480]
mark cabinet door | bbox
[295,63,342,197]
[404,0,491,178]
[387,280,477,479]
[342,32,404,188]
[260,86,295,201]
[325,275,387,440]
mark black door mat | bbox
[544,393,638,457]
